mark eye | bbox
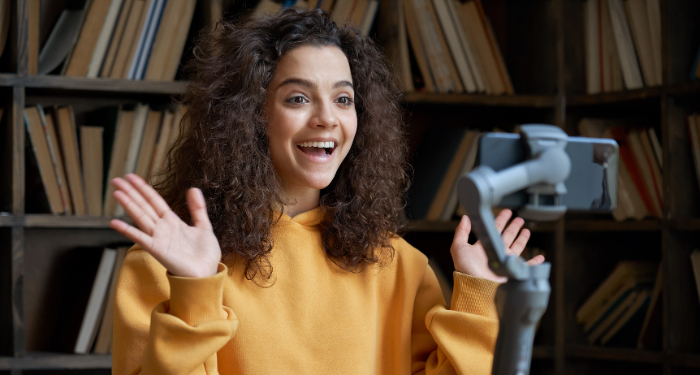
[337,96,354,106]
[286,96,308,105]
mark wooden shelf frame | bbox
[2,0,700,374]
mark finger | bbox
[188,188,213,231]
[502,217,525,248]
[452,215,472,246]
[126,174,172,217]
[494,209,513,234]
[110,218,154,251]
[113,190,156,235]
[112,177,159,222]
[508,228,531,256]
[526,255,545,266]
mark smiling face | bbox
[265,45,357,201]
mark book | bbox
[637,263,662,349]
[582,274,654,332]
[104,108,134,216]
[607,0,644,89]
[627,129,662,215]
[101,0,136,77]
[143,0,186,80]
[432,0,477,92]
[375,0,414,92]
[110,0,146,78]
[576,261,657,324]
[624,0,658,86]
[648,127,662,169]
[646,0,662,85]
[160,0,197,81]
[406,126,467,220]
[134,109,163,179]
[87,0,125,78]
[80,126,104,216]
[403,0,436,92]
[446,0,486,92]
[130,0,166,79]
[41,107,73,214]
[440,131,481,221]
[425,130,475,221]
[458,1,505,94]
[360,0,379,35]
[122,0,156,79]
[148,109,174,184]
[638,129,663,205]
[114,104,149,216]
[584,0,600,94]
[474,0,513,94]
[74,248,118,354]
[601,0,625,92]
[587,288,639,344]
[28,0,40,74]
[25,107,64,214]
[56,106,88,216]
[692,250,700,306]
[65,0,113,77]
[38,8,86,75]
[0,0,10,60]
[600,289,651,345]
[610,126,659,217]
[93,246,128,354]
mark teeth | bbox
[298,141,335,148]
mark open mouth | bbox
[297,141,336,157]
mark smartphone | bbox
[477,133,619,212]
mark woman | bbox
[110,8,543,374]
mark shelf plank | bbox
[8,74,188,95]
[0,214,18,226]
[403,93,556,107]
[0,353,111,370]
[24,215,132,228]
[406,219,659,233]
[565,345,700,368]
[668,219,700,231]
[568,87,662,106]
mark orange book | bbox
[610,127,657,217]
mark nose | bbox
[310,100,339,129]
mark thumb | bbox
[187,188,212,231]
[452,215,472,245]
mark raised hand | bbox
[450,209,545,283]
[109,174,222,278]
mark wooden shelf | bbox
[0,352,111,370]
[0,214,132,228]
[568,87,662,106]
[668,219,700,231]
[0,73,187,95]
[565,345,700,368]
[402,92,556,108]
[406,219,660,233]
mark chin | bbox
[304,173,336,190]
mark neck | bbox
[280,183,321,218]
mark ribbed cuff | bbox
[167,263,228,326]
[451,271,499,319]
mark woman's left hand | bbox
[450,209,545,283]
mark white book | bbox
[432,0,476,92]
[134,0,166,79]
[585,0,601,94]
[607,0,644,89]
[74,248,118,354]
[87,0,125,78]
[127,0,159,79]
[115,103,149,216]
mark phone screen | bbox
[478,133,619,212]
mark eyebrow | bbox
[277,78,354,90]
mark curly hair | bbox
[156,8,410,281]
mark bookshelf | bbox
[1,0,700,374]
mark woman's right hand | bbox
[108,174,222,278]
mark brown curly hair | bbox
[156,8,410,281]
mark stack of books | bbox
[577,261,662,348]
[251,0,380,35]
[406,128,482,221]
[25,104,184,216]
[35,0,197,80]
[396,0,513,94]
[584,0,662,93]
[579,118,663,221]
[73,246,129,354]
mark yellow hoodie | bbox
[113,207,499,374]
